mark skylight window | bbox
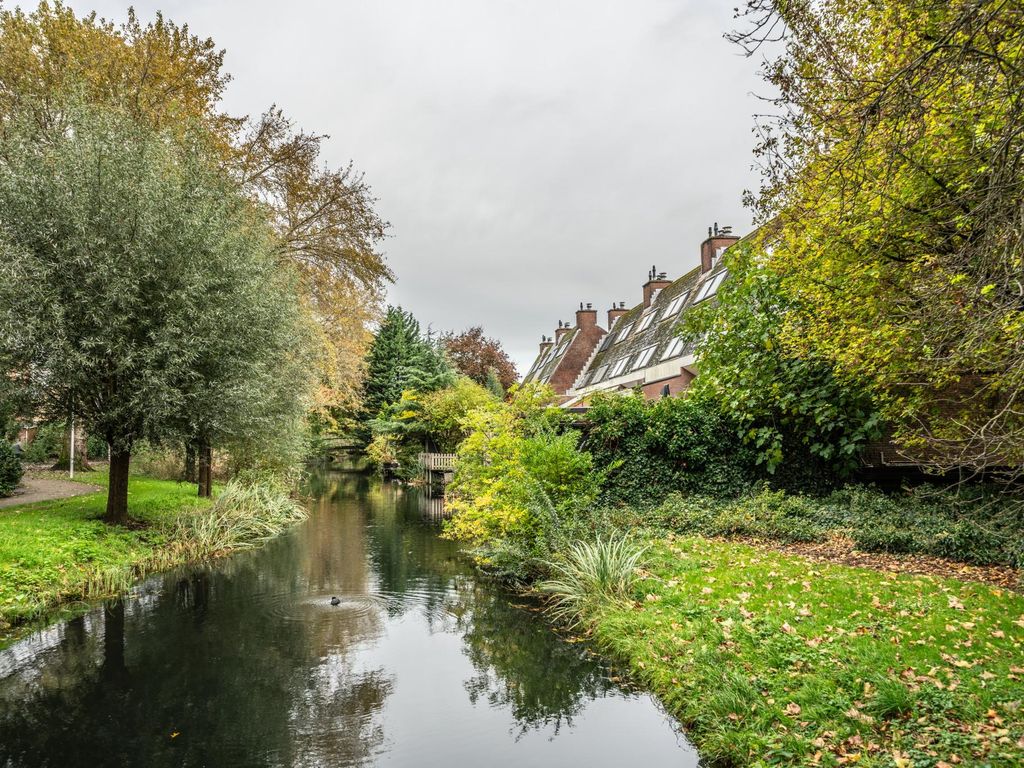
[632,346,656,370]
[661,337,685,360]
[694,271,727,303]
[608,357,629,378]
[614,324,633,342]
[635,313,655,334]
[589,364,609,385]
[660,291,690,320]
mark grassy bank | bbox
[0,470,306,644]
[582,536,1024,767]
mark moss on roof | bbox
[580,263,726,388]
[523,328,578,384]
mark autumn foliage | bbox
[441,327,518,392]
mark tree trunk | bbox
[104,446,131,525]
[197,440,213,498]
[184,441,197,483]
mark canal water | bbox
[0,470,697,767]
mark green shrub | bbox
[0,442,23,496]
[443,385,608,578]
[626,482,1024,568]
[85,433,107,459]
[583,391,759,506]
[20,422,64,462]
[131,440,186,481]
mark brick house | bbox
[522,304,607,395]
[522,225,742,405]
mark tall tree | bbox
[170,194,317,497]
[441,327,518,390]
[0,2,391,422]
[731,0,1024,482]
[361,307,453,426]
[682,240,881,475]
[0,101,312,521]
[231,109,392,418]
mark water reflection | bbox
[0,470,695,767]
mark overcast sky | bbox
[64,0,766,374]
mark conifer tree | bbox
[484,367,506,399]
[361,307,454,430]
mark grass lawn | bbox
[0,471,210,643]
[592,536,1024,767]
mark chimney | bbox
[538,335,553,355]
[575,301,597,330]
[700,222,740,273]
[642,264,672,308]
[607,301,629,327]
[554,319,574,343]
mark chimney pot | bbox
[700,222,741,273]
[575,302,598,330]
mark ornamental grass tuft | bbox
[539,536,647,627]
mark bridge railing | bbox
[418,452,457,472]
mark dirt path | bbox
[0,477,102,509]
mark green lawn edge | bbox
[1,471,209,647]
[588,536,1024,768]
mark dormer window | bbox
[608,357,629,378]
[694,271,727,303]
[661,336,685,360]
[660,291,690,320]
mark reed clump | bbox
[538,536,647,628]
[167,478,308,560]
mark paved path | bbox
[0,477,103,509]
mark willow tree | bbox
[177,214,318,497]
[731,0,1024,482]
[0,2,392,422]
[0,101,311,522]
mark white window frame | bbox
[608,357,629,378]
[694,272,726,303]
[632,345,656,370]
[661,337,685,360]
[589,364,609,385]
[614,323,633,343]
[635,312,655,334]
[660,291,689,320]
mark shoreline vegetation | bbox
[0,470,307,648]
[523,491,1024,766]
[538,534,1024,767]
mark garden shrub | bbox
[0,442,23,496]
[637,482,1024,567]
[583,391,759,506]
[444,385,604,579]
[20,422,64,463]
[131,441,187,481]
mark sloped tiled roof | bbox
[523,328,578,385]
[576,261,726,391]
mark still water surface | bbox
[0,470,697,767]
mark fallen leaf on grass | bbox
[785,702,802,716]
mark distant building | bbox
[522,225,742,406]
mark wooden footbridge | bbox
[418,452,456,484]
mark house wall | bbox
[639,368,696,399]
